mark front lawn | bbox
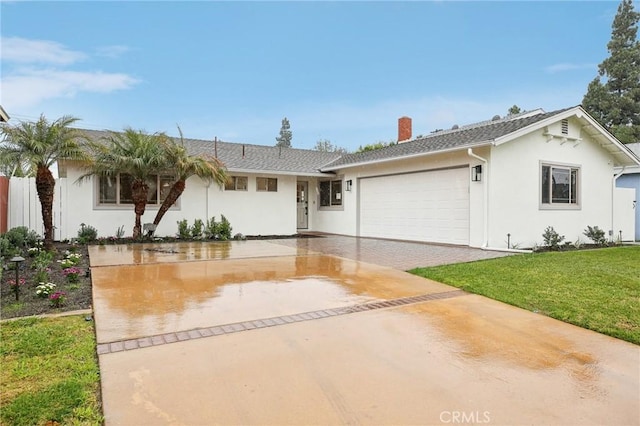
[0,315,103,425]
[410,246,640,345]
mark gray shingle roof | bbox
[75,106,577,175]
[320,107,575,170]
[77,129,341,176]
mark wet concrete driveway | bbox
[90,241,640,425]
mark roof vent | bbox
[451,124,459,130]
[561,119,569,135]
[492,115,501,121]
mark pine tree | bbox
[275,117,292,148]
[507,105,522,115]
[582,0,640,143]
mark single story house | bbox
[615,143,640,241]
[10,105,640,248]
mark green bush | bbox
[177,219,190,239]
[583,225,607,246]
[1,227,40,258]
[0,236,18,259]
[205,217,218,239]
[191,219,204,239]
[542,226,565,250]
[77,223,98,244]
[218,215,232,241]
[2,226,40,253]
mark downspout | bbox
[467,148,489,248]
[205,180,211,220]
[612,166,626,242]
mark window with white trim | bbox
[319,179,342,207]
[225,176,248,191]
[256,177,278,192]
[541,164,579,207]
[98,174,174,206]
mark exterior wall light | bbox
[471,165,482,182]
[345,180,353,191]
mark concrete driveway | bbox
[89,240,640,425]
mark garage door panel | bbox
[359,168,469,245]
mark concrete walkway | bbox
[90,240,640,425]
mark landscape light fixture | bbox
[10,255,25,301]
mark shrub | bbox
[191,219,204,239]
[2,226,40,253]
[542,226,565,250]
[177,219,190,239]
[0,236,18,259]
[205,217,218,239]
[115,225,125,239]
[218,215,232,241]
[583,225,607,246]
[32,251,54,275]
[77,223,98,244]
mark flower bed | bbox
[1,242,92,319]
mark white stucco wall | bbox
[488,125,617,248]
[62,167,297,239]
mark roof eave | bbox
[226,167,335,177]
[493,106,640,167]
[0,106,10,123]
[320,141,493,172]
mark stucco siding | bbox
[64,167,296,239]
[489,129,615,248]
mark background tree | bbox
[356,140,396,153]
[0,115,86,249]
[582,0,640,143]
[508,105,522,115]
[152,127,228,227]
[275,117,292,148]
[81,128,168,239]
[313,139,348,154]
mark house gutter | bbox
[612,166,626,242]
[467,148,489,248]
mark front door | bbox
[296,181,309,229]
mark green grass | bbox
[0,315,103,425]
[410,246,640,345]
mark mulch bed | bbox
[1,243,92,320]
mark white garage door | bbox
[359,167,469,245]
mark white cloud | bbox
[1,36,86,65]
[0,37,139,110]
[545,63,596,73]
[96,45,131,58]
[1,68,140,109]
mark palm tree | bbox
[153,127,227,227]
[0,115,86,248]
[81,128,168,239]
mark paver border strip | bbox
[96,289,467,355]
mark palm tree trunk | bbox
[153,180,186,226]
[131,179,148,239]
[35,165,55,249]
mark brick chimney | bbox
[398,116,412,143]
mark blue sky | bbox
[0,1,622,151]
